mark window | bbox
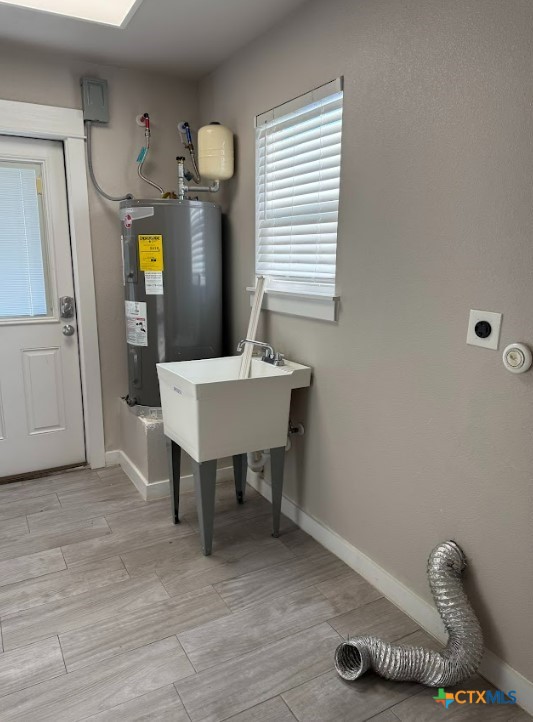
[0,161,51,319]
[255,78,343,307]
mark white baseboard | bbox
[247,472,533,716]
[105,450,233,501]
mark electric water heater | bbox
[120,198,222,407]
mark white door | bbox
[0,136,85,478]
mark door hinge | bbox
[35,177,43,195]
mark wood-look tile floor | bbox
[0,466,529,721]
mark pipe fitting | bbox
[247,450,269,473]
[334,540,483,687]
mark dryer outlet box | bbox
[466,309,502,350]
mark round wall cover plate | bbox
[502,343,532,374]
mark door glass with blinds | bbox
[256,78,343,296]
[0,160,52,319]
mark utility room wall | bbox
[199,0,533,683]
[0,41,198,451]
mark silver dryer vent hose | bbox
[334,540,483,686]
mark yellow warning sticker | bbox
[138,235,163,271]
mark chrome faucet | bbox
[237,339,285,366]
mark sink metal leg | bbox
[191,458,217,556]
[270,446,285,538]
[167,441,181,525]
[233,453,247,504]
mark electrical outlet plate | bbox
[466,309,502,350]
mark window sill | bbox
[246,287,339,322]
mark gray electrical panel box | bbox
[81,77,109,124]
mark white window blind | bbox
[0,162,49,319]
[256,79,343,296]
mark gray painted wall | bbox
[0,42,198,452]
[200,0,533,679]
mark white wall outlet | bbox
[466,309,502,350]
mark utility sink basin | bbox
[157,356,311,462]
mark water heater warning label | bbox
[138,235,163,271]
[125,300,148,346]
[145,271,163,295]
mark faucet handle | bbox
[273,352,285,367]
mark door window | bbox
[0,161,51,319]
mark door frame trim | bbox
[0,98,105,469]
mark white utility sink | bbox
[157,356,311,462]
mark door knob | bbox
[62,324,75,337]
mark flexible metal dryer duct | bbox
[334,540,483,686]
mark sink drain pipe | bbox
[247,423,304,472]
[334,540,483,686]
[247,450,270,473]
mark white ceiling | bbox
[0,0,309,78]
